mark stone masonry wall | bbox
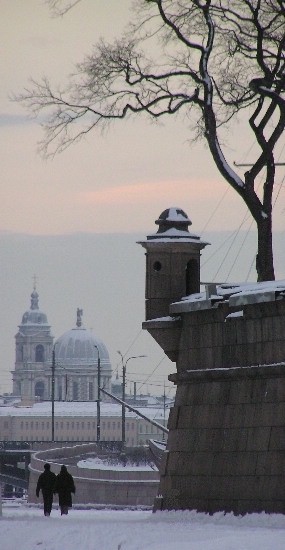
[177,300,285,373]
[155,365,285,514]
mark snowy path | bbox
[1,504,285,550]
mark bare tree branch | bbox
[17,0,285,281]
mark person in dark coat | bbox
[36,463,57,516]
[54,465,76,515]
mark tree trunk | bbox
[256,215,275,282]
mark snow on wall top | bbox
[170,279,285,314]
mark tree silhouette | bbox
[18,0,285,281]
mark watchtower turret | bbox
[139,207,209,320]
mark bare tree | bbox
[18,0,285,282]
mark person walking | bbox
[36,463,57,516]
[54,465,76,516]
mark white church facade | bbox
[12,287,112,403]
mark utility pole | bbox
[117,351,146,447]
[163,383,166,442]
[51,346,56,442]
[95,345,101,442]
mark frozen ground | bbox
[1,501,285,550]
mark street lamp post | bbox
[117,351,146,447]
[95,345,101,442]
[51,345,56,442]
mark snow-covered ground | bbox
[1,501,285,550]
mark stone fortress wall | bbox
[157,299,285,514]
[140,207,285,514]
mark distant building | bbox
[0,401,168,447]
[12,287,112,403]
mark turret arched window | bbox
[186,259,199,296]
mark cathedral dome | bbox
[55,308,111,369]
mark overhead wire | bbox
[120,329,143,359]
[210,209,252,282]
[125,377,173,390]
[225,217,255,281]
[200,186,230,236]
[136,356,166,393]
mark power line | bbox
[211,210,251,281]
[120,330,143,359]
[200,186,230,235]
[125,378,173,390]
[136,356,166,393]
[225,217,255,281]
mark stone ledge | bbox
[169,363,285,384]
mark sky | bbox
[2,0,284,237]
[1,503,285,550]
[1,1,285,394]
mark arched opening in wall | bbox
[73,381,79,400]
[35,381,45,400]
[35,344,44,362]
[186,259,199,295]
[17,345,24,362]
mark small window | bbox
[153,261,162,272]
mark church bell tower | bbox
[12,285,54,401]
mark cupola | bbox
[139,207,209,320]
